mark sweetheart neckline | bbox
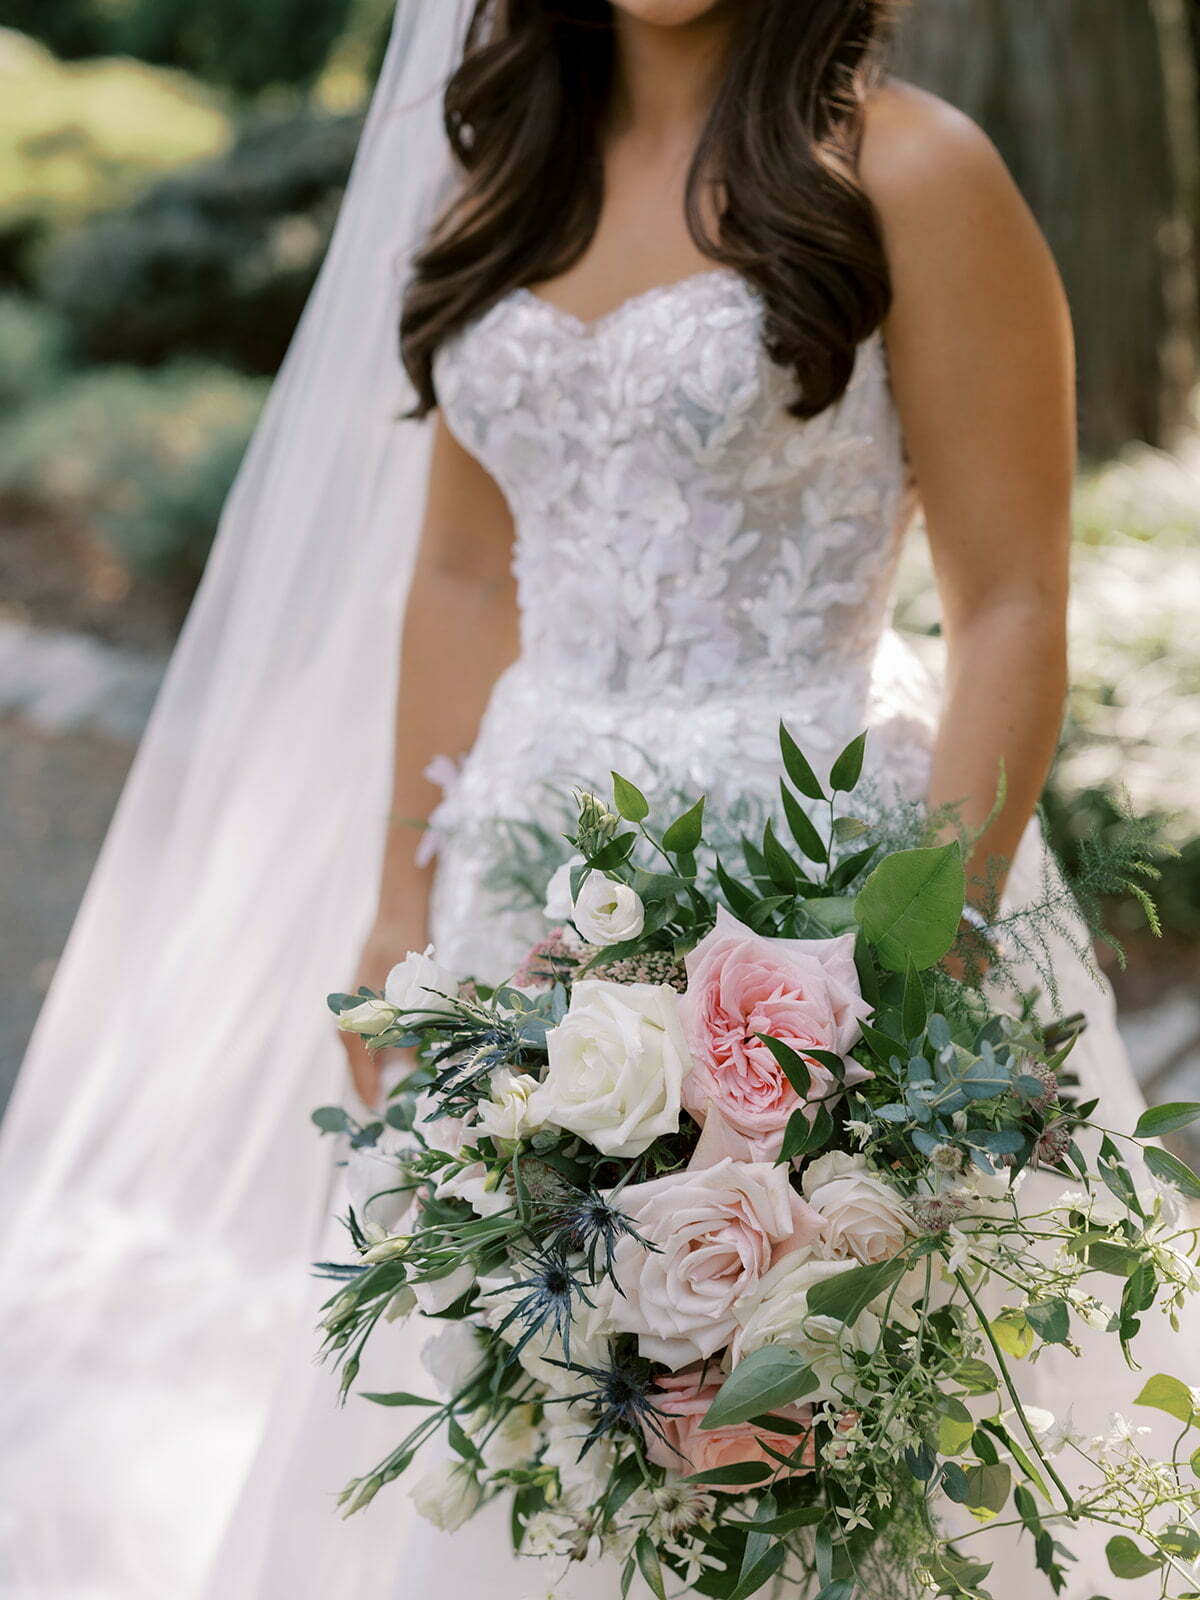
[512,266,750,336]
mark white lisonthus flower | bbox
[384,945,459,1015]
[570,873,645,947]
[474,1067,546,1144]
[410,1460,482,1531]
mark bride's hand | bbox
[339,920,419,1112]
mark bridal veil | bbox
[0,3,470,1592]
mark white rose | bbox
[474,1067,546,1144]
[384,945,459,1015]
[411,1259,475,1316]
[544,857,584,922]
[410,1459,481,1531]
[733,1255,883,1401]
[530,980,687,1158]
[570,874,645,947]
[336,997,396,1037]
[802,1152,912,1265]
[344,1133,412,1234]
[420,1322,486,1396]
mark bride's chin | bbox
[608,0,736,27]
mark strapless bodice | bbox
[434,269,916,704]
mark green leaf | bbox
[801,895,858,935]
[779,722,825,801]
[359,1391,438,1407]
[1134,1101,1200,1139]
[832,815,870,844]
[778,1102,834,1164]
[610,771,649,823]
[1025,1298,1070,1345]
[686,1461,774,1486]
[829,730,868,792]
[853,843,965,972]
[756,1033,811,1098]
[312,1105,352,1134]
[662,797,705,855]
[990,1310,1034,1359]
[1144,1145,1200,1201]
[859,1020,907,1068]
[1134,1373,1198,1426]
[763,817,804,889]
[902,959,928,1041]
[730,1540,787,1600]
[1160,1524,1200,1561]
[936,1396,976,1455]
[1105,1536,1164,1580]
[635,1533,668,1600]
[699,1346,817,1430]
[955,1358,999,1394]
[780,780,829,864]
[963,1462,1011,1517]
[805,1257,907,1326]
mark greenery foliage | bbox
[0,359,266,584]
[0,30,229,282]
[1,0,359,93]
[39,108,362,371]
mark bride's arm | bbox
[343,414,518,1105]
[862,83,1075,916]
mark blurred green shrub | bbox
[895,444,1200,943]
[0,294,70,413]
[0,30,230,282]
[0,361,266,585]
[5,0,358,93]
[39,109,362,372]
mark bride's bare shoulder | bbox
[859,78,1016,216]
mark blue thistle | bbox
[490,1245,593,1365]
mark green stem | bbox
[954,1270,1078,1517]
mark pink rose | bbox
[642,1369,815,1490]
[603,1156,824,1368]
[679,907,873,1159]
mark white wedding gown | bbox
[196,270,1192,1599]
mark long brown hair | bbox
[401,0,900,421]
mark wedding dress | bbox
[196,268,1185,1600]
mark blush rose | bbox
[642,1369,816,1490]
[679,907,872,1159]
[602,1156,824,1368]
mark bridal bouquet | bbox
[316,727,1200,1600]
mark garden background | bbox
[1,0,1198,1142]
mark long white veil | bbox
[0,3,470,1593]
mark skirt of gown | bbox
[197,632,1196,1600]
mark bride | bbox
[0,1,1185,1597]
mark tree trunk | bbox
[893,0,1200,458]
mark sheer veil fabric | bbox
[0,4,470,1594]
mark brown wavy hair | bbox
[401,0,900,421]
